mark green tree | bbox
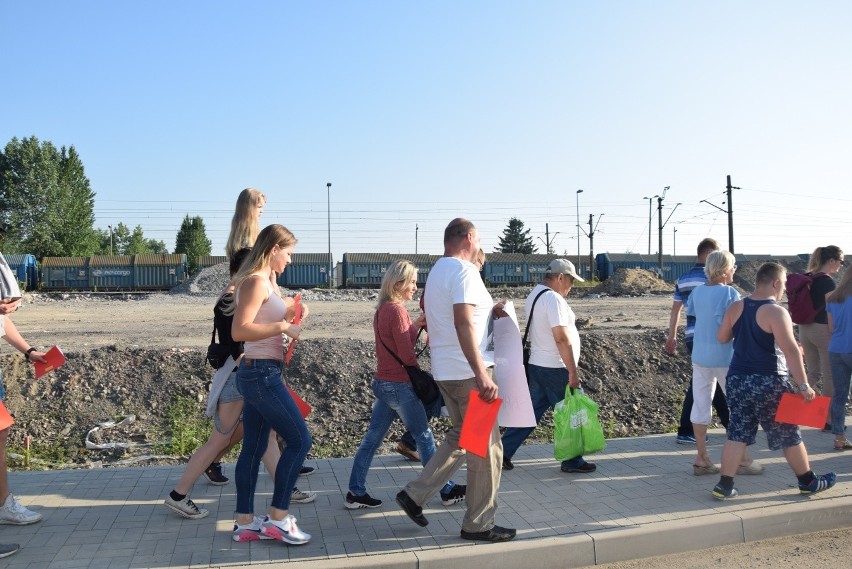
[174,215,212,273]
[0,136,98,257]
[94,223,168,255]
[497,217,537,254]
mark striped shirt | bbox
[673,263,707,340]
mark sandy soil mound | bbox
[589,268,674,297]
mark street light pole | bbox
[326,182,332,287]
[108,224,113,255]
[576,189,583,274]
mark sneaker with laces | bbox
[299,466,315,476]
[711,484,738,500]
[344,491,382,509]
[163,495,209,519]
[0,543,20,559]
[261,514,311,544]
[676,434,697,444]
[291,487,317,504]
[799,472,837,495]
[0,494,42,525]
[203,462,229,486]
[440,484,466,506]
[233,516,273,542]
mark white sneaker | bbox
[0,494,42,525]
[233,516,273,542]
[261,514,311,545]
[290,487,317,504]
[163,495,209,519]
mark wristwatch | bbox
[797,382,811,392]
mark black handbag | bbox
[206,325,231,370]
[376,316,439,404]
[522,288,550,379]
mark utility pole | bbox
[538,223,559,254]
[726,175,735,254]
[415,224,419,254]
[673,226,678,256]
[579,214,603,281]
[700,175,739,253]
[643,195,658,255]
[657,186,680,269]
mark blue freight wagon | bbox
[133,254,187,289]
[89,256,134,290]
[341,253,440,288]
[278,253,332,288]
[3,254,38,291]
[41,257,90,290]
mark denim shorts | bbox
[213,371,243,434]
[726,372,802,450]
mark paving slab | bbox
[4,427,851,568]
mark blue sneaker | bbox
[799,472,837,496]
[676,435,697,444]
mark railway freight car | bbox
[341,253,440,288]
[278,253,332,288]
[134,254,187,289]
[41,257,90,290]
[3,253,38,291]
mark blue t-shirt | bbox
[686,283,740,368]
[673,264,707,340]
[827,299,852,353]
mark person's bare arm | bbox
[552,326,579,388]
[717,300,742,344]
[453,303,498,402]
[765,304,814,399]
[664,300,683,354]
[232,276,300,342]
[1,316,47,363]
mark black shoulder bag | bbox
[522,288,550,379]
[375,315,439,404]
[206,324,232,370]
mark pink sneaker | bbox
[260,515,311,545]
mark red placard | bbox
[287,385,312,418]
[459,390,503,458]
[34,345,66,379]
[285,293,302,366]
[0,401,14,430]
[774,393,830,429]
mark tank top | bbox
[728,298,788,377]
[240,277,287,360]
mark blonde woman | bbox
[229,224,312,545]
[225,188,266,259]
[686,251,759,475]
[346,260,465,509]
[799,246,844,406]
[826,267,852,449]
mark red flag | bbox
[0,401,14,430]
[775,393,830,429]
[459,390,502,458]
[34,346,66,379]
[287,385,312,418]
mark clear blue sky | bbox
[2,1,849,262]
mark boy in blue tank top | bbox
[712,262,836,500]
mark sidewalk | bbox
[3,427,851,569]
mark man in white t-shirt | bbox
[501,259,597,474]
[396,218,515,543]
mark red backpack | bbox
[785,272,826,324]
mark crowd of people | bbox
[0,196,848,555]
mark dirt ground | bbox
[594,527,852,569]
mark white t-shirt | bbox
[0,314,5,337]
[424,256,495,380]
[526,284,580,369]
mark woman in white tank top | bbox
[228,224,313,546]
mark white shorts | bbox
[690,365,728,425]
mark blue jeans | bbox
[829,352,852,435]
[400,394,443,449]
[501,364,586,468]
[234,359,312,514]
[349,379,437,496]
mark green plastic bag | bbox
[553,387,606,461]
